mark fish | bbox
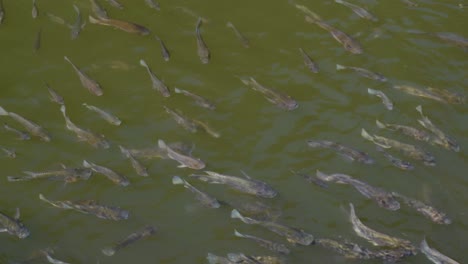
[190,171,277,198]
[307,140,374,164]
[393,85,446,103]
[119,145,148,177]
[71,4,83,40]
[227,253,285,264]
[154,34,170,61]
[316,170,400,210]
[231,209,314,245]
[290,170,328,188]
[376,146,414,170]
[90,0,108,19]
[33,27,41,52]
[82,103,121,126]
[334,0,378,22]
[336,64,386,82]
[45,12,67,25]
[3,122,30,140]
[158,139,205,169]
[207,253,235,264]
[39,193,129,221]
[226,21,249,48]
[83,160,129,186]
[175,6,209,23]
[193,119,221,138]
[234,229,290,254]
[163,106,198,133]
[0,208,30,239]
[401,0,418,7]
[45,83,64,105]
[0,146,15,158]
[128,142,193,160]
[196,17,210,64]
[139,59,170,97]
[420,238,460,264]
[105,0,124,9]
[225,196,282,221]
[0,106,51,141]
[372,248,419,262]
[32,0,38,19]
[145,0,160,11]
[426,87,465,104]
[102,226,156,256]
[64,56,103,96]
[392,192,451,224]
[41,250,71,264]
[172,176,220,208]
[349,203,417,254]
[316,238,374,259]
[298,48,319,73]
[59,105,110,149]
[361,128,436,166]
[89,15,150,35]
[0,0,4,24]
[367,88,393,110]
[375,119,432,143]
[416,105,460,152]
[408,30,468,48]
[240,77,298,111]
[174,87,216,110]
[7,167,92,183]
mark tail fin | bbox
[230,209,243,220]
[119,145,130,158]
[375,119,386,129]
[0,106,8,116]
[336,64,346,70]
[360,128,374,141]
[174,87,182,94]
[139,59,148,68]
[88,15,100,24]
[172,175,185,185]
[234,229,245,238]
[82,160,93,168]
[367,88,379,95]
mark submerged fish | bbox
[401,0,418,7]
[119,145,148,177]
[299,48,319,73]
[71,4,83,40]
[335,0,378,22]
[234,229,290,255]
[226,21,249,48]
[336,64,387,82]
[349,203,417,255]
[0,0,4,24]
[316,170,400,210]
[174,87,215,110]
[33,27,41,52]
[392,192,451,224]
[83,103,121,126]
[0,208,30,239]
[426,87,465,104]
[190,171,277,198]
[409,30,468,48]
[8,167,92,183]
[0,106,50,141]
[196,17,210,64]
[393,85,446,103]
[158,139,205,169]
[193,119,221,138]
[3,122,30,140]
[0,146,15,158]
[376,119,432,143]
[172,176,220,208]
[163,106,198,133]
[45,83,64,105]
[32,0,38,19]
[45,12,67,25]
[41,250,71,264]
[376,146,414,170]
[102,226,156,256]
[307,140,374,164]
[367,88,393,110]
[39,193,129,220]
[90,0,108,19]
[145,0,160,10]
[154,34,170,61]
[291,170,328,188]
[206,253,235,264]
[240,77,298,110]
[64,56,103,96]
[231,209,314,245]
[227,253,285,264]
[83,160,129,186]
[225,196,282,222]
[60,105,109,149]
[89,15,150,35]
[139,59,170,97]
[105,0,124,9]
[420,238,460,264]
[316,238,374,259]
[361,128,436,166]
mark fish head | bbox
[188,159,206,170]
[434,214,452,225]
[118,209,130,220]
[377,195,400,211]
[344,41,363,54]
[14,224,30,239]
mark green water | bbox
[0,0,467,263]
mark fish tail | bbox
[207,253,220,264]
[307,140,325,148]
[375,119,386,129]
[7,176,30,182]
[295,4,322,21]
[316,170,333,182]
[171,175,185,185]
[335,0,344,3]
[420,238,430,251]
[360,128,374,141]
[157,139,167,151]
[39,193,54,206]
[0,106,9,116]
[139,59,148,68]
[196,17,202,30]
[101,247,116,256]
[73,4,80,14]
[22,171,39,177]
[367,88,379,95]
[82,102,89,108]
[348,202,356,221]
[231,209,244,220]
[226,21,233,28]
[336,64,346,70]
[88,15,101,24]
[174,87,182,94]
[415,105,423,116]
[118,145,130,158]
[234,229,245,238]
[82,160,93,168]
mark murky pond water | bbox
[0,0,467,263]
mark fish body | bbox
[3,123,30,140]
[376,119,432,142]
[172,176,220,208]
[432,32,468,47]
[234,230,290,254]
[376,146,414,170]
[64,56,103,96]
[0,208,30,239]
[307,140,374,164]
[90,0,108,19]
[367,88,393,110]
[361,128,436,166]
[336,64,386,82]
[45,83,64,105]
[89,15,150,35]
[231,209,314,245]
[102,226,156,256]
[145,0,160,10]
[60,105,109,149]
[299,48,319,73]
[83,160,129,186]
[174,87,215,110]
[227,253,285,264]
[335,0,378,21]
[207,253,235,264]
[392,192,451,224]
[191,171,277,198]
[393,85,446,103]
[8,168,92,183]
[32,0,38,19]
[420,239,460,264]
[83,103,121,126]
[154,34,170,61]
[119,145,148,176]
[0,106,50,141]
[316,238,374,259]
[158,139,205,169]
[316,170,400,210]
[291,170,328,188]
[39,193,129,220]
[196,18,210,63]
[139,59,170,97]
[163,106,198,132]
[128,142,192,160]
[0,146,15,158]
[71,4,83,40]
[226,21,249,48]
[426,87,465,104]
[106,0,123,9]
[240,77,298,111]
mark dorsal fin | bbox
[14,208,20,220]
